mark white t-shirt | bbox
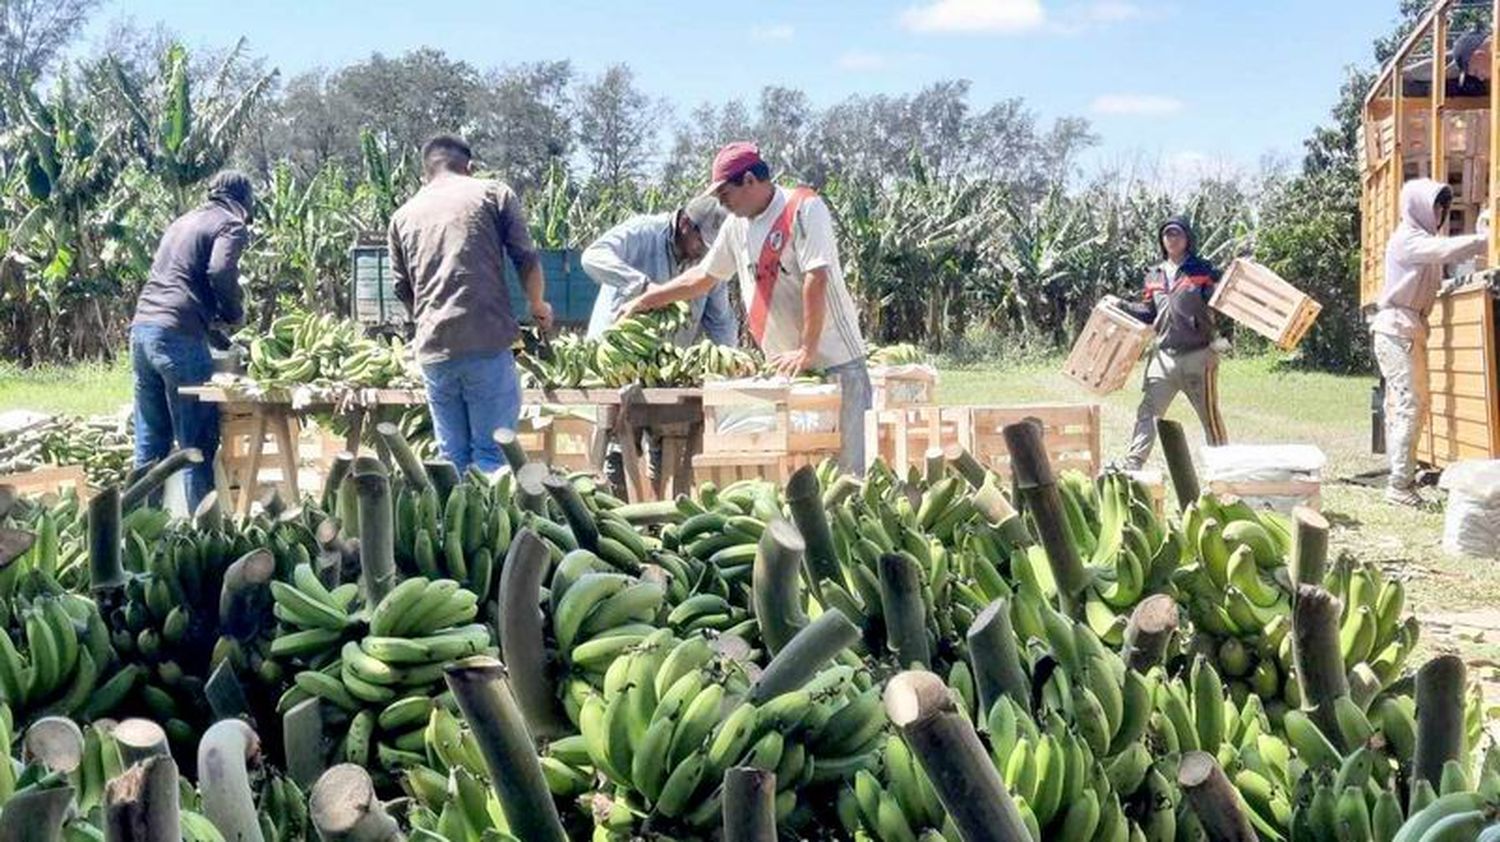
[699,187,866,369]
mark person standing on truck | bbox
[1373,178,1490,507]
[1403,28,1490,98]
[615,142,872,472]
[1116,216,1229,470]
[388,134,552,474]
[131,170,254,510]
[582,196,738,494]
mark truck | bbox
[1361,0,1500,467]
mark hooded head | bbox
[206,169,255,224]
[1399,178,1452,235]
[1157,215,1197,259]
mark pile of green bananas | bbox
[243,311,414,390]
[99,505,327,760]
[515,303,767,389]
[7,414,1500,841]
[1170,492,1418,721]
[0,415,133,488]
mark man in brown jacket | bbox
[389,135,551,473]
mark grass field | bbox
[4,352,1494,660]
[0,358,134,418]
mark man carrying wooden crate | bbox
[388,135,552,474]
[582,196,737,494]
[616,142,871,472]
[1372,178,1490,507]
[1115,216,1229,470]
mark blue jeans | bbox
[131,324,219,509]
[828,358,873,473]
[420,350,521,474]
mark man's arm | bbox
[207,220,249,327]
[618,222,737,320]
[581,223,652,295]
[496,185,551,329]
[388,221,414,316]
[1402,230,1488,266]
[617,268,719,319]
[699,279,740,346]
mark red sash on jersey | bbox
[748,187,817,345]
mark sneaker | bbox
[1384,485,1425,508]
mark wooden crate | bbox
[691,450,837,486]
[1207,479,1321,514]
[516,412,596,473]
[965,404,1102,480]
[864,406,968,472]
[0,465,90,500]
[1063,301,1154,395]
[1211,258,1323,351]
[701,380,841,456]
[870,365,938,410]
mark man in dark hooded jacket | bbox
[131,170,253,509]
[1117,216,1228,469]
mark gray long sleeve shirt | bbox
[581,212,737,346]
[132,200,249,336]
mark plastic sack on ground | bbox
[1439,460,1500,557]
[1201,444,1325,514]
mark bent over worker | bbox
[582,196,737,494]
[1118,215,1228,470]
[131,170,253,510]
[389,134,552,474]
[1372,178,1489,507]
[617,142,871,472]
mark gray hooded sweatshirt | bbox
[1372,178,1487,341]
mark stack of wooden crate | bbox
[515,410,596,474]
[865,403,1102,481]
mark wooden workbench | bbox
[180,384,704,510]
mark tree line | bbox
[0,1,1441,373]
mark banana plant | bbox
[0,71,149,364]
[103,38,278,212]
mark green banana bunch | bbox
[280,574,493,777]
[866,343,927,367]
[242,310,415,391]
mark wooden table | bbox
[181,385,704,509]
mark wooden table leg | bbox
[271,409,300,504]
[344,408,366,454]
[240,410,270,517]
[616,417,651,503]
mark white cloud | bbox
[1090,94,1185,116]
[900,0,1046,34]
[838,50,889,71]
[751,24,795,42]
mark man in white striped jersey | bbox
[617,142,871,472]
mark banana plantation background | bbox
[1,1,1433,375]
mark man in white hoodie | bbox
[1373,178,1490,506]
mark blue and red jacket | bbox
[1121,217,1220,353]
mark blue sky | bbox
[84,0,1399,180]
